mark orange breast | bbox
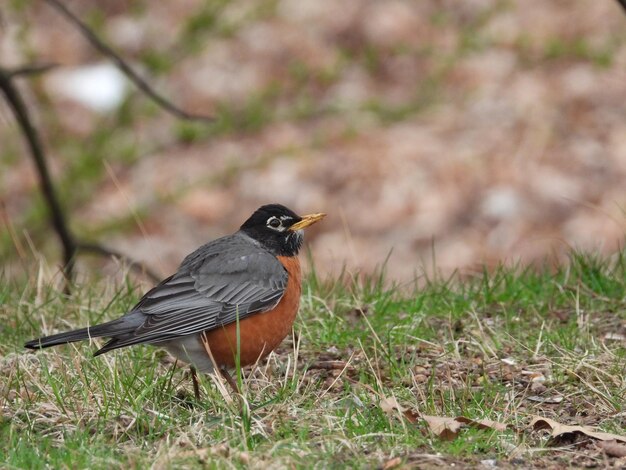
[200,255,302,368]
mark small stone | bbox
[530,382,547,393]
[239,452,250,465]
[414,374,428,383]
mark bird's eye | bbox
[267,217,281,229]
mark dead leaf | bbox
[526,395,564,404]
[456,416,508,432]
[422,415,464,440]
[381,401,508,441]
[403,409,419,424]
[521,371,546,382]
[604,333,626,342]
[382,457,402,469]
[420,415,509,440]
[531,417,626,444]
[379,397,418,423]
[596,441,626,458]
[380,396,405,415]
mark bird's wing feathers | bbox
[102,235,288,349]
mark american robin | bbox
[25,204,325,395]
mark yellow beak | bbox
[289,213,326,231]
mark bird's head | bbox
[240,204,326,256]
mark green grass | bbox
[1,252,626,468]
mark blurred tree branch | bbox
[617,0,626,14]
[6,63,59,79]
[0,66,161,285]
[43,0,214,122]
[0,0,220,287]
[0,66,77,282]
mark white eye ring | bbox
[267,217,281,229]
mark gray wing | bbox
[96,234,287,353]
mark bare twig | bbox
[2,1,213,289]
[43,0,214,122]
[0,66,76,282]
[6,63,59,79]
[307,361,353,371]
[0,67,161,287]
[77,242,161,283]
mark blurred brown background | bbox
[1,0,626,283]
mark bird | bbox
[25,204,325,396]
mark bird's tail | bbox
[24,319,127,350]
